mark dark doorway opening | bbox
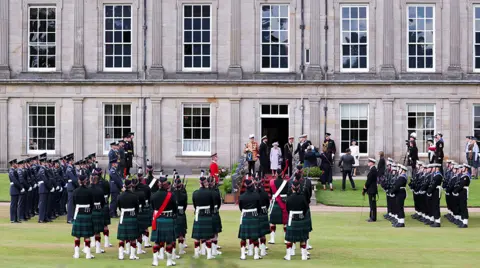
[261,117,289,174]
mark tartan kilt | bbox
[269,203,284,225]
[103,205,111,226]
[151,217,176,244]
[71,213,94,238]
[238,216,261,240]
[191,215,214,240]
[137,207,153,231]
[259,213,270,236]
[117,215,139,241]
[212,213,223,233]
[92,209,105,234]
[285,218,309,243]
[305,209,313,232]
[175,213,188,237]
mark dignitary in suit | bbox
[363,158,378,222]
[9,159,23,223]
[284,136,294,176]
[258,136,270,178]
[435,133,445,174]
[294,134,311,164]
[244,134,260,176]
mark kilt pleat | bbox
[103,205,111,226]
[269,203,284,225]
[305,209,312,232]
[175,213,188,237]
[71,213,94,238]
[117,216,139,241]
[191,215,214,240]
[137,207,153,231]
[212,213,222,233]
[150,217,176,244]
[92,209,105,234]
[238,216,261,240]
[259,213,270,236]
[285,218,309,243]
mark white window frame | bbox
[406,4,435,72]
[182,103,212,156]
[27,103,56,154]
[260,4,290,73]
[103,4,133,72]
[473,105,480,138]
[182,4,212,72]
[339,104,369,155]
[260,104,290,118]
[407,104,436,154]
[27,6,57,72]
[473,6,480,72]
[340,5,369,73]
[103,103,132,154]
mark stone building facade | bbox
[0,0,479,172]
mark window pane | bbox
[47,139,55,150]
[341,120,349,128]
[280,105,288,114]
[262,105,270,115]
[114,105,122,114]
[123,104,131,114]
[47,116,55,126]
[38,116,46,126]
[193,129,201,139]
[29,116,37,127]
[341,142,349,153]
[38,139,46,150]
[193,117,201,127]
[184,107,192,116]
[359,142,367,153]
[114,116,122,126]
[123,116,131,127]
[202,116,210,127]
[184,116,192,127]
[271,105,279,114]
[202,129,210,139]
[38,128,46,138]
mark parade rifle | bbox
[148,169,163,189]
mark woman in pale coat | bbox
[270,142,282,176]
[349,139,360,176]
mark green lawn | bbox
[0,206,479,267]
[316,179,480,207]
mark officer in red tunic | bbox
[209,153,220,184]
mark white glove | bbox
[59,188,63,192]
[34,184,38,188]
[56,186,60,191]
[28,187,32,191]
[50,188,55,192]
[21,188,25,193]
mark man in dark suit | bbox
[294,134,311,164]
[258,135,269,178]
[363,158,378,222]
[435,133,445,174]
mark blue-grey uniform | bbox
[29,163,39,216]
[17,164,29,221]
[60,160,69,215]
[107,146,116,170]
[37,164,51,222]
[109,164,123,217]
[66,163,79,223]
[25,164,35,219]
[46,163,57,220]
[8,159,22,223]
[53,164,65,216]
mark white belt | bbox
[94,202,102,209]
[74,204,90,220]
[104,195,108,203]
[240,208,258,224]
[178,206,185,213]
[464,186,469,199]
[68,180,72,183]
[214,205,219,213]
[436,185,443,199]
[195,206,210,222]
[120,208,136,224]
[261,205,267,214]
[10,182,13,185]
[38,181,44,185]
[280,194,287,198]
[288,211,304,226]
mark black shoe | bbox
[394,223,405,228]
[430,223,441,228]
[454,219,462,226]
[458,224,468,228]
[367,219,376,222]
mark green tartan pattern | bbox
[103,205,111,226]
[91,209,105,234]
[191,215,214,240]
[175,214,188,237]
[258,213,270,236]
[305,209,312,232]
[269,203,284,225]
[137,207,153,231]
[212,213,223,233]
[151,217,176,244]
[117,216,139,241]
[285,218,309,243]
[238,215,261,240]
[71,213,94,238]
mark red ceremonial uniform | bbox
[210,161,219,183]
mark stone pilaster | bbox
[305,0,323,80]
[150,98,162,169]
[227,0,243,79]
[149,0,165,79]
[0,0,10,79]
[230,98,241,166]
[0,97,8,169]
[309,98,321,147]
[72,98,84,162]
[445,1,463,79]
[379,0,396,80]
[382,98,394,156]
[449,99,460,162]
[70,0,86,79]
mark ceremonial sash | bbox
[151,192,172,231]
[269,179,288,224]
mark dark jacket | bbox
[304,149,319,168]
[109,167,124,193]
[9,168,22,195]
[409,145,419,167]
[294,140,312,162]
[338,154,355,171]
[377,157,386,177]
[364,166,378,195]
[259,142,269,167]
[435,139,444,160]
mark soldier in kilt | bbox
[209,176,222,256]
[268,172,289,244]
[295,166,314,251]
[150,176,178,266]
[116,179,140,260]
[174,175,188,255]
[254,174,270,257]
[238,178,262,260]
[136,170,153,248]
[191,174,215,260]
[284,180,310,261]
[71,175,95,259]
[132,177,148,255]
[97,167,112,248]
[89,173,106,254]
